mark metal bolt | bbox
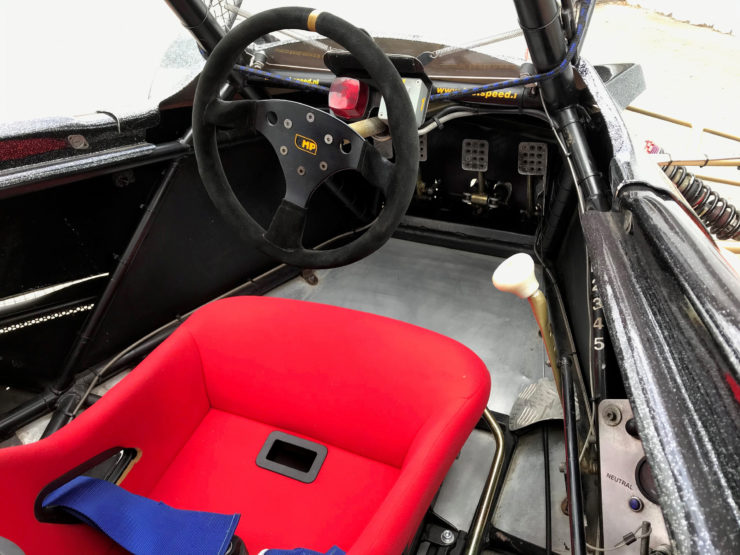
[324,134,333,144]
[306,112,315,122]
[319,161,328,171]
[603,404,622,426]
[279,146,288,155]
[440,530,455,545]
[284,119,293,129]
[113,170,135,188]
[297,166,306,176]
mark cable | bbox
[70,318,177,417]
[579,407,595,464]
[66,223,375,419]
[585,523,651,553]
[580,249,599,466]
[540,92,585,213]
[542,426,552,555]
[234,64,330,94]
[426,28,523,60]
[417,111,477,135]
[428,0,594,102]
[574,0,596,61]
[586,543,626,553]
[418,105,550,136]
[534,199,595,452]
[223,3,330,52]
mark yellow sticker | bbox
[295,134,318,155]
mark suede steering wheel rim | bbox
[192,7,419,269]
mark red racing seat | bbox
[0,297,490,554]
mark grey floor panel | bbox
[492,426,570,551]
[432,429,497,532]
[268,238,544,414]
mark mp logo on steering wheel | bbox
[295,134,318,155]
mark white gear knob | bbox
[492,253,539,299]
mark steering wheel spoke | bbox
[358,142,394,195]
[205,99,257,128]
[264,199,307,250]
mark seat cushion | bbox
[151,409,400,553]
[0,297,490,555]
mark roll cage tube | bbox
[512,0,609,211]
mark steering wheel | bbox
[192,7,419,268]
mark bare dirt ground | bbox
[584,2,740,203]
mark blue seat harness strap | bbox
[42,476,240,555]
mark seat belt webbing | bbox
[42,475,240,555]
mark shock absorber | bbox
[663,166,740,240]
[646,141,740,240]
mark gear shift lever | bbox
[492,253,562,401]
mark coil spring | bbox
[663,165,740,240]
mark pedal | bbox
[518,142,547,175]
[461,139,488,172]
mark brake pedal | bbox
[461,139,489,172]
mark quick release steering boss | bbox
[192,7,419,269]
